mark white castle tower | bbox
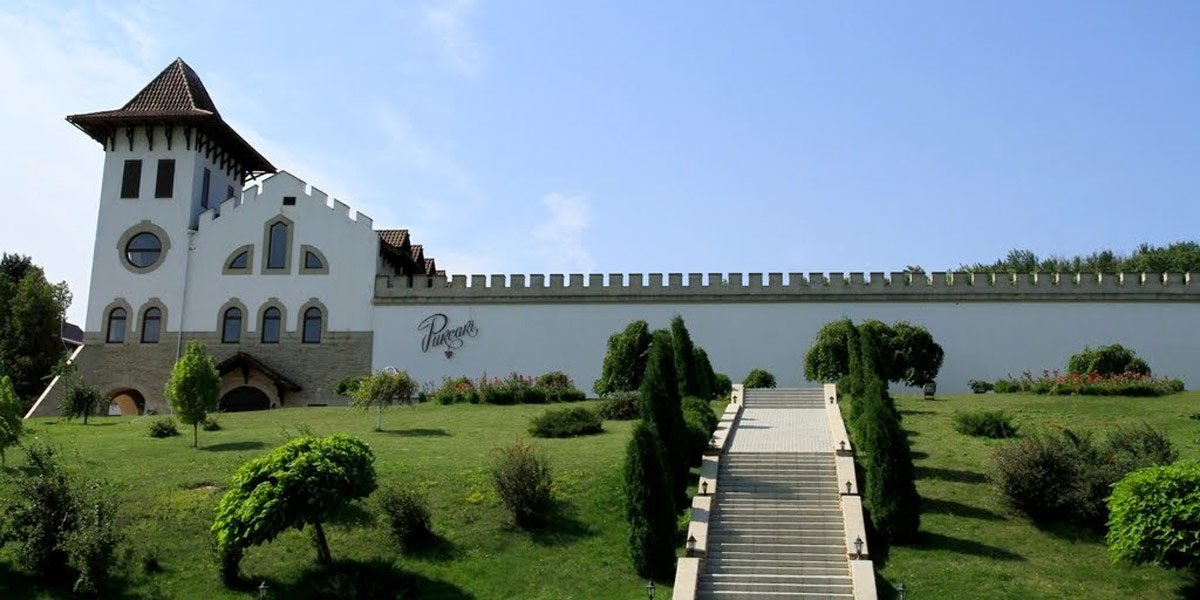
[67,58,276,346]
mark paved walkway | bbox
[728,392,831,453]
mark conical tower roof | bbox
[68,58,274,175]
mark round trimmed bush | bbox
[1108,460,1200,570]
[742,369,776,389]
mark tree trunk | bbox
[376,404,382,432]
[312,521,333,565]
[193,423,199,448]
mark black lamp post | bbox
[258,580,269,599]
[686,534,697,556]
[701,480,708,495]
[853,536,864,559]
[839,440,846,452]
[897,583,907,599]
[845,481,852,494]
[645,579,655,599]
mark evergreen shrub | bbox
[529,406,603,438]
[148,417,179,438]
[377,485,434,551]
[641,331,688,503]
[594,320,652,396]
[713,373,733,397]
[201,416,222,431]
[598,392,641,420]
[953,409,1018,438]
[490,439,553,528]
[742,369,776,389]
[681,397,718,466]
[1069,344,1151,377]
[859,377,920,542]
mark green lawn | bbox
[876,391,1200,599]
[1,401,665,599]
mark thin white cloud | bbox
[0,7,150,324]
[421,0,485,78]
[534,193,596,273]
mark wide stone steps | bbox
[743,389,827,410]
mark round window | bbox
[125,232,162,268]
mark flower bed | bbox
[429,372,587,405]
[994,370,1184,397]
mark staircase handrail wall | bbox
[672,384,743,599]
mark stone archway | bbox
[108,388,145,416]
[219,386,271,412]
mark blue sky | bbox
[2,1,1198,322]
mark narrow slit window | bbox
[141,307,161,343]
[107,308,127,343]
[267,222,288,269]
[261,307,281,343]
[201,168,211,209]
[121,160,142,198]
[155,159,175,198]
[222,307,242,343]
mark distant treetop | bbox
[957,242,1200,273]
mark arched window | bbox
[106,307,127,343]
[304,251,322,269]
[261,307,281,343]
[267,222,288,269]
[222,307,242,343]
[302,307,322,344]
[141,307,161,343]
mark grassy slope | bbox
[877,391,1200,599]
[1,401,665,599]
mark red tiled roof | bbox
[376,229,410,249]
[67,58,274,174]
[424,258,437,275]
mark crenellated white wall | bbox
[372,300,1200,395]
[186,171,377,334]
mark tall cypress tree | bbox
[859,375,921,542]
[692,347,716,399]
[623,421,677,578]
[670,315,699,398]
[641,330,688,503]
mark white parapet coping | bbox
[836,454,858,496]
[672,557,702,600]
[841,495,871,559]
[707,389,743,456]
[687,495,712,556]
[851,559,878,600]
[825,382,853,455]
[25,344,86,419]
[698,455,720,497]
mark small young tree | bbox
[60,380,107,425]
[623,420,676,579]
[1107,460,1200,570]
[670,315,699,398]
[594,320,653,396]
[212,434,376,568]
[0,374,23,465]
[491,438,554,528]
[351,367,418,431]
[803,318,857,383]
[640,331,687,502]
[890,322,945,387]
[164,341,220,448]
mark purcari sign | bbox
[418,313,479,353]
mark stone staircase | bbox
[697,388,855,599]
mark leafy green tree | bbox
[1,267,67,408]
[670,315,700,398]
[351,368,418,431]
[594,320,653,396]
[742,368,776,389]
[212,434,377,568]
[60,380,108,425]
[890,322,945,387]
[0,374,22,466]
[803,318,857,383]
[623,420,676,579]
[640,330,687,503]
[858,376,921,543]
[1107,460,1200,571]
[164,341,220,448]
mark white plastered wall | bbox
[372,301,1200,394]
